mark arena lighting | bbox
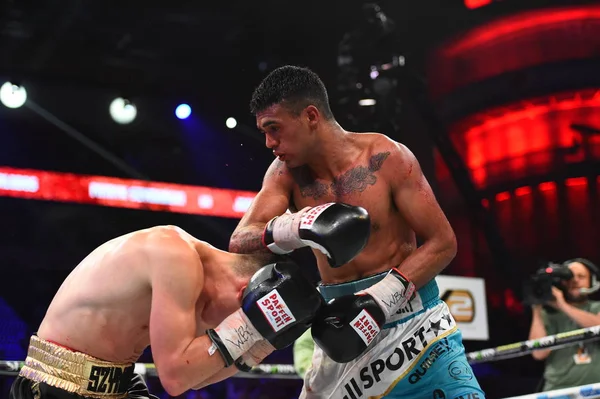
[175,103,191,120]
[487,176,596,203]
[358,98,376,106]
[442,6,600,57]
[109,97,137,125]
[451,89,600,188]
[0,166,257,219]
[428,5,600,101]
[0,82,27,109]
[464,0,491,9]
[225,117,237,129]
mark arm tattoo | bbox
[229,228,269,254]
[268,160,285,177]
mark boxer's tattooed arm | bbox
[229,228,269,254]
[268,159,286,177]
[331,151,390,197]
[229,227,278,267]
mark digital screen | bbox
[0,167,257,219]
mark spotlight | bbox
[226,117,237,129]
[0,82,27,109]
[175,104,191,120]
[358,99,376,106]
[109,97,137,124]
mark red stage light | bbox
[428,4,600,100]
[464,0,491,10]
[447,89,600,189]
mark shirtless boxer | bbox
[10,209,370,399]
[229,65,486,398]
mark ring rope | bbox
[500,382,600,399]
[467,325,600,364]
[0,325,598,379]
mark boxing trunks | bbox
[300,274,486,399]
[9,335,158,399]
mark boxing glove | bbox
[262,203,371,268]
[311,268,415,363]
[207,261,324,367]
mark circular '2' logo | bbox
[448,360,473,381]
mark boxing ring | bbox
[1,326,599,398]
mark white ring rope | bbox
[467,325,600,364]
[0,325,598,383]
[501,382,600,399]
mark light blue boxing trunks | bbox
[299,273,486,399]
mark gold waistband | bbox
[19,335,134,399]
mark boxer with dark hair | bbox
[230,65,485,398]
[10,210,369,399]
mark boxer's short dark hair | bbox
[250,65,334,120]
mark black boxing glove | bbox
[311,268,415,363]
[262,203,370,268]
[207,261,324,367]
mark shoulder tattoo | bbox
[331,151,390,197]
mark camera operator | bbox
[528,258,600,391]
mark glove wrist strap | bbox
[264,213,305,254]
[234,340,274,371]
[234,359,253,372]
[360,268,415,321]
[207,309,262,366]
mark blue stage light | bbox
[175,104,191,120]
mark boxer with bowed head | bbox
[10,222,369,399]
[229,65,486,398]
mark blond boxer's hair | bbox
[232,253,275,277]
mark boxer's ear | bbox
[305,105,319,127]
[237,285,248,302]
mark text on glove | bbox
[351,310,381,346]
[257,289,296,332]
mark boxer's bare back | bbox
[38,226,250,364]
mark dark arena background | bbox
[0,0,599,398]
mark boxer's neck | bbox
[307,123,357,180]
[202,250,249,304]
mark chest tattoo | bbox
[292,151,391,200]
[332,151,390,196]
[300,182,329,200]
[291,166,330,200]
